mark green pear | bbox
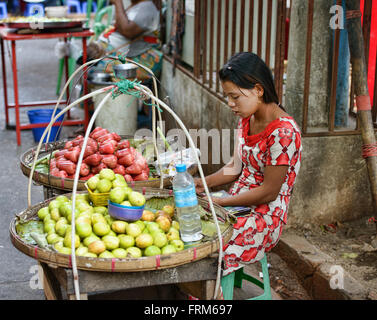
[99,250,115,258]
[83,233,100,247]
[109,187,126,204]
[119,235,135,249]
[128,191,146,207]
[112,248,128,259]
[126,247,142,258]
[93,222,110,237]
[97,179,112,193]
[153,232,168,248]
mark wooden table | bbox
[39,255,222,300]
[0,27,93,145]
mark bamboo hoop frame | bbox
[25,58,224,300]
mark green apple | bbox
[146,222,160,233]
[152,232,168,248]
[44,221,56,234]
[75,222,92,239]
[48,200,60,211]
[156,216,171,232]
[170,239,185,252]
[75,214,91,226]
[76,201,93,214]
[126,247,142,258]
[88,240,106,254]
[55,220,69,237]
[109,187,127,204]
[111,220,128,234]
[107,230,117,237]
[57,246,71,255]
[63,233,80,249]
[135,220,145,232]
[112,248,128,259]
[115,174,126,182]
[83,252,97,258]
[54,240,64,251]
[119,235,135,249]
[167,228,180,241]
[102,235,120,250]
[59,202,71,217]
[91,213,106,225]
[50,207,61,222]
[76,246,89,256]
[99,250,115,258]
[162,205,175,218]
[83,233,100,247]
[99,168,116,181]
[46,233,62,245]
[93,206,107,215]
[161,244,177,255]
[128,191,146,207]
[37,207,50,220]
[120,200,132,207]
[87,175,100,191]
[105,215,115,226]
[97,179,112,193]
[93,222,110,237]
[135,234,154,249]
[126,223,142,238]
[56,195,69,204]
[172,221,180,230]
[76,194,90,202]
[112,179,128,189]
[144,245,161,256]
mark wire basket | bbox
[85,182,110,207]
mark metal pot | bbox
[88,71,112,83]
[113,63,138,79]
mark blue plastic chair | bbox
[221,254,272,300]
[25,3,45,17]
[82,1,97,15]
[0,2,7,19]
[66,0,82,14]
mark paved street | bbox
[0,37,76,300]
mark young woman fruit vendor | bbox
[194,52,302,276]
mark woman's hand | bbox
[202,195,225,207]
[194,177,206,194]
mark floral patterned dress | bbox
[222,116,302,276]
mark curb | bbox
[273,233,369,300]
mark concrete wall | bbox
[160,58,374,226]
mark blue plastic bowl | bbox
[108,201,145,222]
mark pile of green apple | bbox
[36,175,184,259]
[86,168,146,207]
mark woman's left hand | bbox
[202,196,225,207]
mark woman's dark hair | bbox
[219,52,280,106]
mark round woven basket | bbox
[10,188,233,272]
[20,139,198,192]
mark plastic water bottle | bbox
[173,164,203,243]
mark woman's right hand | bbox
[194,177,206,194]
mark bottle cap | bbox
[175,163,187,172]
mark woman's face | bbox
[221,81,261,119]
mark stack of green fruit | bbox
[86,168,146,207]
[36,189,184,259]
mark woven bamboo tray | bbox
[20,139,198,192]
[10,188,233,272]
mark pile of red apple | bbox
[49,127,149,183]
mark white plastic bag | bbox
[154,148,201,178]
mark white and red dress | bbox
[222,116,302,276]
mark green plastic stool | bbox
[221,254,272,300]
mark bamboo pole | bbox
[345,0,377,230]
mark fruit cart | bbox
[10,189,233,300]
[12,55,229,300]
